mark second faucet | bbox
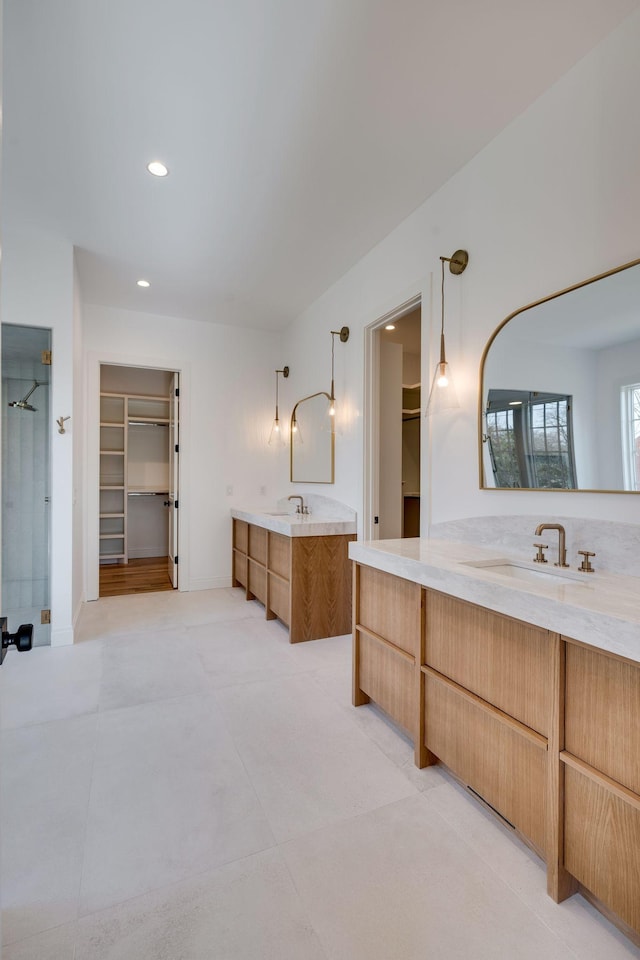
[534,523,569,568]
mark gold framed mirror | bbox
[290,391,335,483]
[479,257,640,492]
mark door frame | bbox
[363,295,422,542]
[85,351,189,601]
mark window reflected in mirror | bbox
[479,257,640,492]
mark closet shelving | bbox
[402,382,421,421]
[99,392,170,563]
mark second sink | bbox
[461,558,587,586]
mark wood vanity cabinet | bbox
[233,519,355,642]
[352,562,640,944]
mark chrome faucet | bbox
[534,523,569,568]
[287,495,304,514]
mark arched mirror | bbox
[479,257,640,492]
[290,391,334,483]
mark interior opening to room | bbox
[99,363,179,598]
[368,302,422,539]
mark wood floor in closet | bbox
[99,557,174,597]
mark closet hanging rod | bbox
[127,491,168,497]
[128,420,169,427]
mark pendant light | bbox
[426,249,468,416]
[328,326,350,418]
[268,366,289,445]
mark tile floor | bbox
[2,587,639,959]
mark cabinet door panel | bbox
[565,643,640,795]
[426,591,550,736]
[233,551,247,589]
[358,566,420,657]
[234,520,248,555]
[268,574,290,625]
[564,765,640,934]
[358,631,415,737]
[269,533,291,581]
[248,559,266,604]
[249,525,267,565]
[425,674,547,853]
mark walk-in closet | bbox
[99,364,179,597]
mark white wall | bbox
[72,258,84,627]
[280,9,640,533]
[83,304,285,593]
[1,224,76,644]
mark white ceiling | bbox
[4,0,639,330]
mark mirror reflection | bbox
[290,391,334,484]
[480,259,640,491]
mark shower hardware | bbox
[1,618,33,666]
[57,416,70,434]
[8,380,45,412]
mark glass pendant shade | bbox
[426,358,459,415]
[291,413,303,444]
[268,413,285,446]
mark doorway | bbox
[1,324,52,644]
[364,299,421,540]
[98,363,179,597]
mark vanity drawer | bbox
[268,573,290,625]
[425,672,547,853]
[565,643,640,795]
[358,630,415,737]
[234,519,248,554]
[425,591,550,736]
[564,764,640,933]
[357,566,421,657]
[248,559,266,605]
[269,532,291,581]
[233,550,247,589]
[248,525,267,565]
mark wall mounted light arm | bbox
[329,326,349,416]
[426,250,468,416]
[268,366,289,445]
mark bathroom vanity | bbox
[350,537,640,943]
[231,505,356,642]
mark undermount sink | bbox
[461,558,587,586]
[263,511,291,516]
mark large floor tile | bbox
[1,641,103,730]
[190,616,334,688]
[75,848,326,960]
[1,715,97,945]
[426,778,640,959]
[3,923,76,960]
[78,693,274,915]
[282,793,582,960]
[216,673,417,843]
[98,626,209,711]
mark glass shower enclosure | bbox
[1,324,52,646]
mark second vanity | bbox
[350,535,640,943]
[231,500,356,642]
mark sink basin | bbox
[263,511,291,516]
[461,558,587,586]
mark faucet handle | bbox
[577,550,596,573]
[533,543,548,564]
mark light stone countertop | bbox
[231,507,356,538]
[350,538,640,664]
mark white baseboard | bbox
[51,626,74,646]
[186,576,233,592]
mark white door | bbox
[378,339,403,539]
[167,373,179,586]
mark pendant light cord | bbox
[440,256,446,365]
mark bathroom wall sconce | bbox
[329,327,350,417]
[425,249,468,416]
[268,366,289,445]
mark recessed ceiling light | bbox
[146,161,169,177]
[509,400,523,406]
[385,324,396,331]
[137,279,150,288]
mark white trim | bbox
[51,626,74,646]
[188,576,232,591]
[363,294,422,541]
[85,350,190,602]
